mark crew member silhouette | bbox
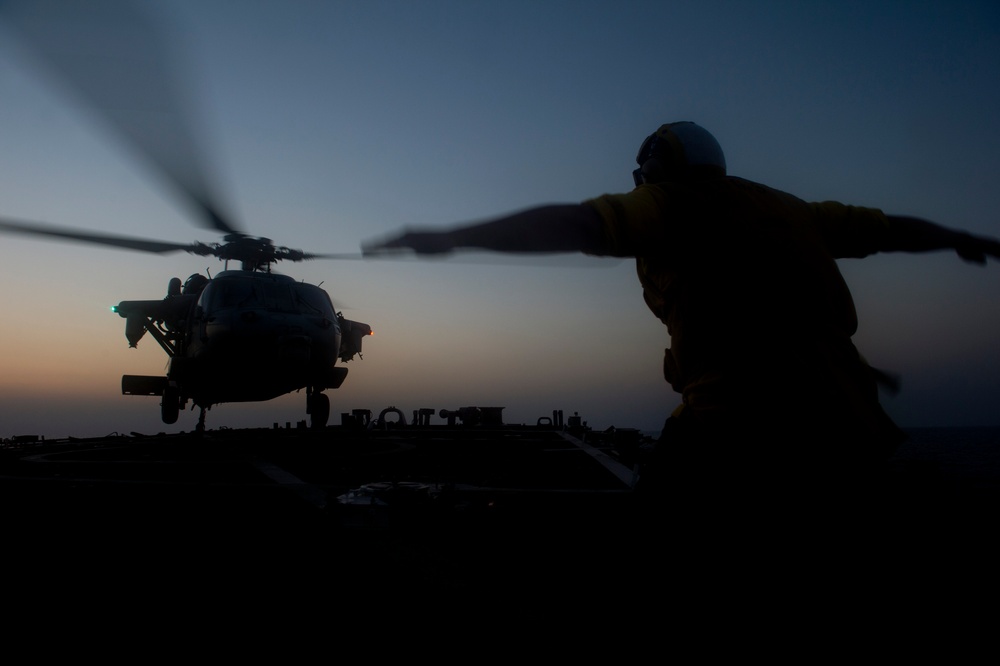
[364,122,1000,503]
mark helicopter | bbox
[0,1,373,431]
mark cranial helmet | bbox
[633,121,726,185]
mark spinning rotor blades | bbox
[0,217,212,256]
[0,1,359,268]
[0,0,237,235]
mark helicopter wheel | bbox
[309,391,330,429]
[161,385,180,424]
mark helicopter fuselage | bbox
[115,270,371,427]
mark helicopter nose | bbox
[278,335,311,364]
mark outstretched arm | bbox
[885,215,1000,264]
[362,204,605,256]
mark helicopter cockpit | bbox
[196,272,336,319]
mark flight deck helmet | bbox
[633,121,726,186]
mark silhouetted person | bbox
[364,121,1000,514]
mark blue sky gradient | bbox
[1,0,998,437]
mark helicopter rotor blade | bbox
[297,251,367,261]
[0,217,214,256]
[0,0,241,236]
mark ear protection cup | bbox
[633,156,669,187]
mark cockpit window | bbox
[294,283,336,317]
[214,279,255,309]
[198,277,333,317]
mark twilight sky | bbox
[1,0,998,438]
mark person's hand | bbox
[955,232,1000,265]
[362,229,455,256]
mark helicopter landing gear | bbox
[307,389,330,429]
[161,384,180,424]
